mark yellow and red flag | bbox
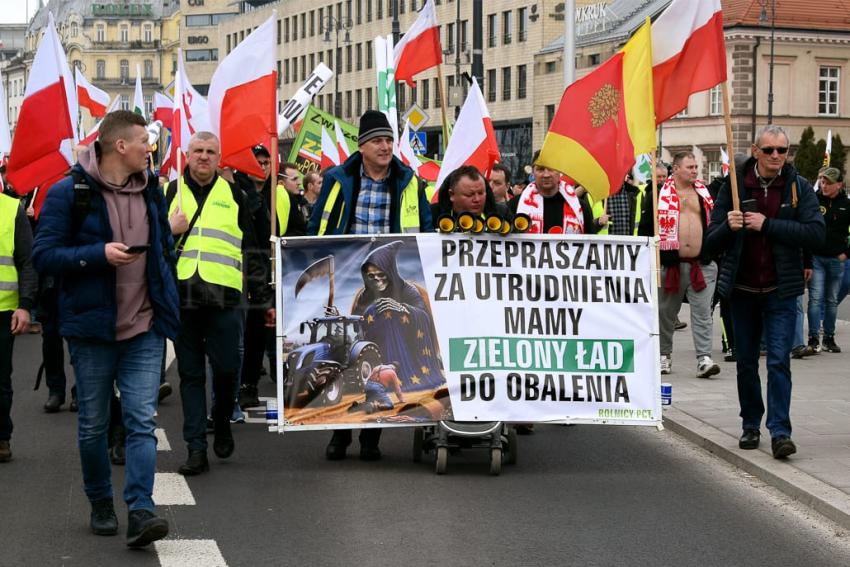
[537,19,656,202]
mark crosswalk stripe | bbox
[155,539,228,567]
[155,428,171,451]
[153,473,196,506]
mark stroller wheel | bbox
[412,428,424,463]
[489,448,502,475]
[435,446,448,475]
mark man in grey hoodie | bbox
[33,111,180,547]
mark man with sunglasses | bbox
[707,125,825,460]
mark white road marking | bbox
[152,473,196,506]
[155,428,171,451]
[155,539,228,567]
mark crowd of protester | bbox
[0,110,844,547]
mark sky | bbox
[0,1,39,25]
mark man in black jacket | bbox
[806,167,849,353]
[706,125,825,459]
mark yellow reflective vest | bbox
[169,176,243,292]
[0,193,19,311]
[317,176,421,235]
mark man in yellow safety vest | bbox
[166,132,272,477]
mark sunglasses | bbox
[759,146,788,155]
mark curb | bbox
[663,406,850,531]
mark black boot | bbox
[213,420,234,459]
[44,394,64,413]
[178,450,209,476]
[126,509,169,548]
[90,498,118,536]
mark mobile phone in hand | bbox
[125,244,150,254]
[741,199,758,213]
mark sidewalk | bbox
[663,306,850,530]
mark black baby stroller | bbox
[412,420,518,475]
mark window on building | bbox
[367,87,373,109]
[460,20,468,52]
[284,59,290,83]
[70,22,78,37]
[120,59,129,82]
[336,47,342,75]
[310,10,315,36]
[211,14,233,25]
[327,49,333,69]
[96,59,106,79]
[422,79,430,109]
[819,66,840,116]
[708,159,722,180]
[301,55,307,81]
[377,0,383,19]
[518,7,528,42]
[517,65,527,99]
[284,18,290,42]
[546,104,556,128]
[502,67,511,100]
[434,77,441,107]
[292,14,298,39]
[185,49,218,62]
[676,106,689,118]
[346,90,352,117]
[446,23,454,53]
[143,24,152,43]
[367,0,373,22]
[144,59,153,79]
[301,13,306,39]
[346,45,352,72]
[310,53,315,72]
[227,35,232,53]
[357,89,363,116]
[400,0,406,13]
[545,60,556,74]
[487,14,497,48]
[292,57,297,81]
[277,60,282,86]
[144,94,153,117]
[355,0,361,24]
[96,24,105,42]
[120,94,130,111]
[487,69,496,102]
[356,43,362,71]
[709,85,722,116]
[367,41,373,68]
[399,84,406,110]
[502,11,512,44]
[120,25,129,43]
[588,53,600,66]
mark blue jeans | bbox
[730,290,796,438]
[837,260,850,305]
[793,295,805,348]
[807,255,844,337]
[68,329,163,511]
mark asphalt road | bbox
[2,333,849,567]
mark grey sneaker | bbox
[696,356,720,378]
[660,355,672,375]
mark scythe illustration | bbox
[295,255,336,311]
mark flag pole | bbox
[270,134,279,287]
[721,82,740,211]
[436,64,450,154]
[651,152,661,287]
[176,150,183,210]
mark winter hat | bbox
[358,110,393,145]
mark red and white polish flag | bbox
[208,14,277,179]
[393,0,443,87]
[652,0,727,124]
[75,67,110,118]
[153,91,174,130]
[334,119,350,162]
[434,77,500,198]
[7,12,78,196]
[320,125,341,170]
[398,120,421,174]
[78,95,121,147]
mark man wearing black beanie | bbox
[307,109,432,461]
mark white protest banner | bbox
[277,63,334,136]
[275,234,661,430]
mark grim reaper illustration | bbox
[351,241,444,391]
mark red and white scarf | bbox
[657,176,713,251]
[516,181,584,234]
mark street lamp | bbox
[756,0,776,124]
[322,15,352,118]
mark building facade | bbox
[533,0,850,181]
[5,0,180,134]
[180,0,240,93]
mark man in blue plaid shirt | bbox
[307,110,432,460]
